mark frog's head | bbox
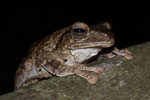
[66,21,115,49]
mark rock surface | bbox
[0,42,150,100]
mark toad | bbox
[14,22,132,90]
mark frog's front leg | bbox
[76,64,103,74]
[107,47,133,59]
[73,64,103,84]
[73,69,99,84]
[55,65,99,84]
[48,61,103,84]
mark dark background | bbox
[0,3,150,95]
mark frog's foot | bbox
[113,48,133,59]
[106,47,133,60]
[74,69,98,84]
[23,74,52,87]
[120,49,133,59]
[23,79,39,87]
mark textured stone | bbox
[0,42,150,100]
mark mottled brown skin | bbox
[14,21,128,90]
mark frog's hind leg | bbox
[14,58,36,90]
[22,74,52,88]
[14,57,52,90]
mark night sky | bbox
[1,3,150,95]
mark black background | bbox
[0,2,150,95]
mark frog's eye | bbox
[71,22,89,40]
[73,28,86,33]
[72,28,87,40]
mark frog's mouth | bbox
[69,40,115,50]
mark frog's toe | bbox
[123,54,133,59]
[120,50,133,59]
[87,75,98,84]
[95,67,103,74]
[106,53,116,58]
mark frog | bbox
[14,21,132,90]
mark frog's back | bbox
[29,27,70,56]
